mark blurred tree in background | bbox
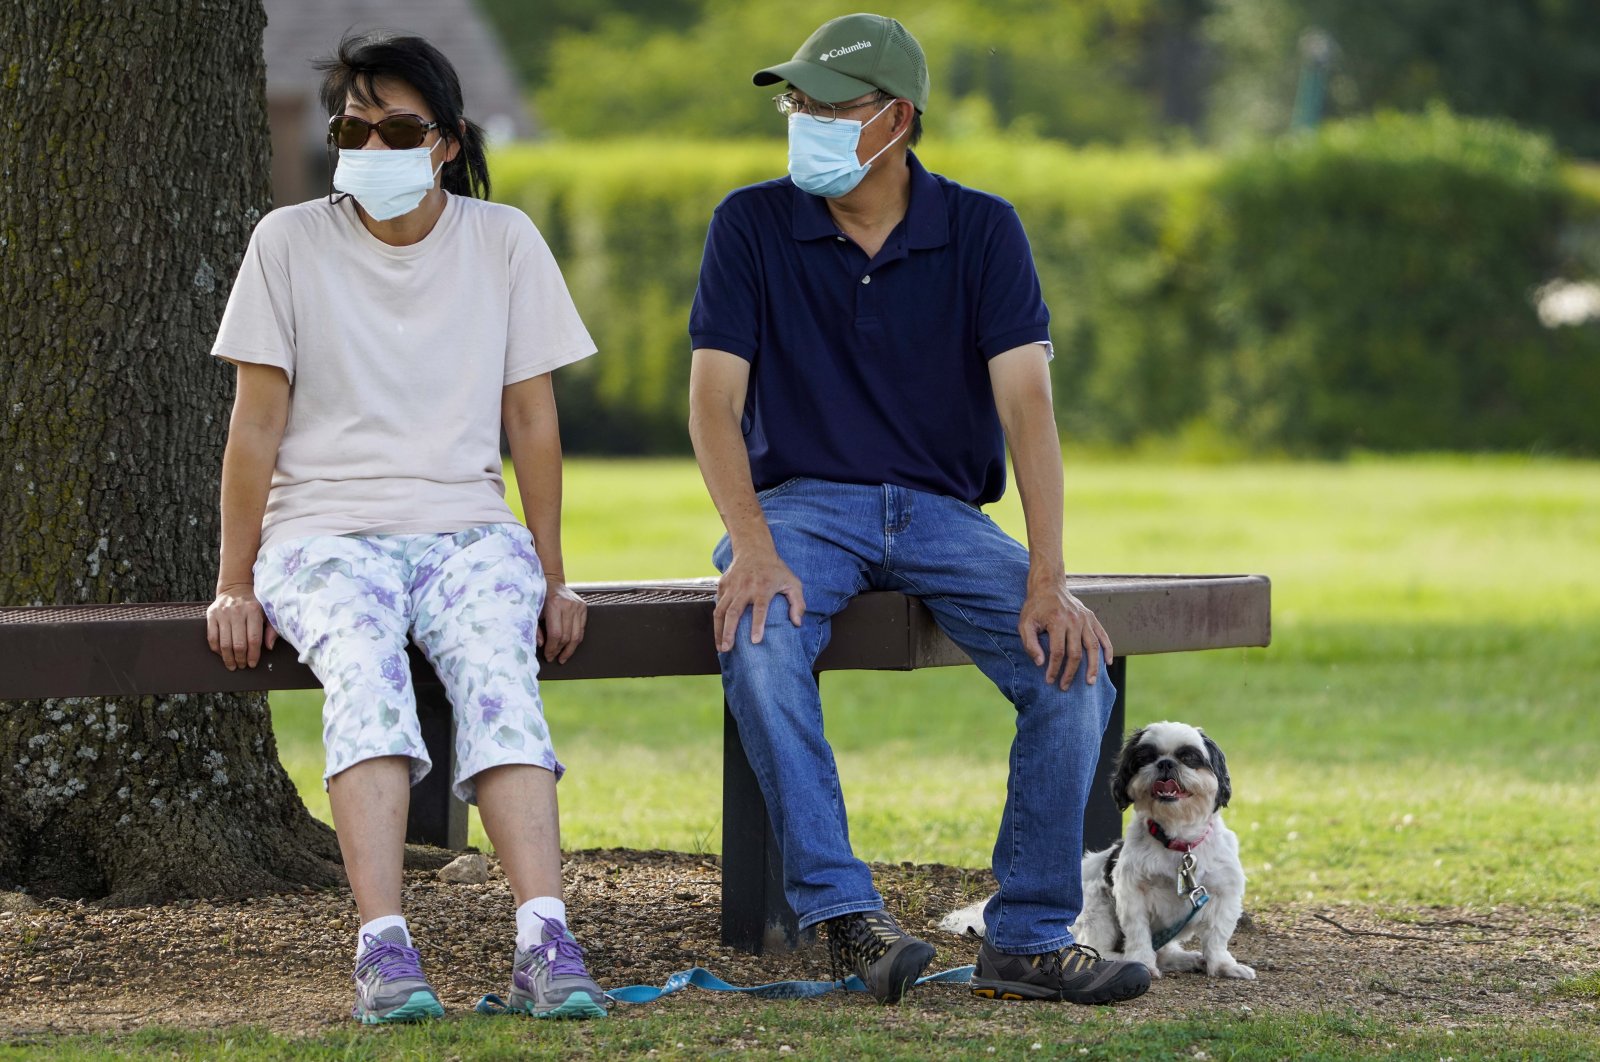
[1207,0,1600,157]
[474,0,703,92]
[487,0,1206,144]
[468,1,1600,458]
[491,114,1600,457]
[479,0,1600,157]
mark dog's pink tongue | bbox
[1154,779,1185,797]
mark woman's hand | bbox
[539,579,588,664]
[206,582,278,671]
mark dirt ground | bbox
[2,849,1596,1038]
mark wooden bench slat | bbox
[0,576,1268,701]
[0,575,1269,956]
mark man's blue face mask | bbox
[786,99,905,199]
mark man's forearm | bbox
[992,350,1068,581]
[1011,414,1067,582]
[688,402,776,558]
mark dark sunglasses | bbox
[327,113,440,151]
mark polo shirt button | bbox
[836,235,847,242]
[861,275,872,285]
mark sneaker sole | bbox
[513,991,610,1019]
[971,971,1150,1005]
[876,941,937,1005]
[355,990,445,1024]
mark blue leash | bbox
[605,964,976,1004]
[476,964,976,1011]
[1149,851,1212,952]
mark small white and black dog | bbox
[939,721,1254,980]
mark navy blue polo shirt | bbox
[689,151,1051,506]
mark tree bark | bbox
[0,2,341,901]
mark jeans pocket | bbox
[756,477,805,503]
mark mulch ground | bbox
[2,849,1597,1038]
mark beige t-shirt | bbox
[211,193,595,552]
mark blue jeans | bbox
[713,478,1116,954]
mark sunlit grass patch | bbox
[1553,971,1600,999]
[270,455,1600,908]
[9,1007,1600,1061]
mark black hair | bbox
[1200,730,1232,810]
[315,32,490,200]
[1110,726,1148,811]
[879,93,923,148]
[1111,726,1234,813]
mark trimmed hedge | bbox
[492,112,1600,455]
[493,142,777,454]
[1198,108,1600,453]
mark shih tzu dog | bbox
[939,722,1254,980]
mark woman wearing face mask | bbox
[204,33,606,1022]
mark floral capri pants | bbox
[253,523,562,804]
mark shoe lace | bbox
[826,911,902,983]
[357,934,423,982]
[1034,942,1103,977]
[536,915,590,979]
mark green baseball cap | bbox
[753,13,929,113]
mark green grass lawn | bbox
[15,454,1598,1060]
[11,1007,1598,1061]
[269,453,1600,908]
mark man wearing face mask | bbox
[688,14,1150,1007]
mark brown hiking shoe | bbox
[972,940,1150,1004]
[824,909,936,1005]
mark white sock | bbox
[356,914,410,961]
[515,897,567,952]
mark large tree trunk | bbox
[0,2,341,902]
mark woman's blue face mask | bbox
[333,139,444,221]
[786,99,905,199]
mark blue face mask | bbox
[787,100,904,198]
[333,140,444,221]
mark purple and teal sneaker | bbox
[351,927,445,1024]
[507,915,609,1019]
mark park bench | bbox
[0,574,1269,953]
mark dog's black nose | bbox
[1155,758,1176,777]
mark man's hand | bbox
[714,548,806,652]
[206,582,278,671]
[1018,576,1114,689]
[540,579,588,664]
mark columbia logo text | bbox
[818,41,872,62]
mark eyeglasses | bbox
[327,113,440,150]
[772,92,890,123]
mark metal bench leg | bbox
[719,662,1126,950]
[1083,656,1127,853]
[407,680,468,849]
[721,692,811,955]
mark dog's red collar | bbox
[1149,818,1212,852]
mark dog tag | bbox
[1178,852,1198,895]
